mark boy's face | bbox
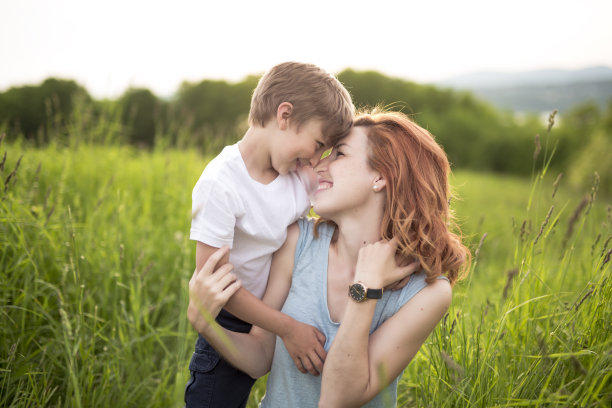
[272,119,328,175]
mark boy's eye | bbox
[316,141,325,150]
[320,147,333,159]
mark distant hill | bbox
[436,66,612,113]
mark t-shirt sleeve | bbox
[190,177,239,248]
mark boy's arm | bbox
[196,241,229,273]
[188,246,275,379]
[224,223,326,375]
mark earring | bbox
[373,185,379,192]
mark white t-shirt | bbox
[190,143,311,299]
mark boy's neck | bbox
[238,126,279,184]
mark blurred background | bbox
[1,2,611,407]
[1,0,611,190]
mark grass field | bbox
[1,133,610,407]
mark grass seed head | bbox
[475,232,488,259]
[502,268,519,299]
[547,109,558,133]
[534,133,541,161]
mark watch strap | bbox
[365,288,383,299]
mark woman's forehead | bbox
[337,126,368,149]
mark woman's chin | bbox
[312,203,333,219]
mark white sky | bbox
[1,0,611,98]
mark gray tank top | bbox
[261,218,438,407]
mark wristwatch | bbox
[348,282,383,302]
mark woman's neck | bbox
[330,211,383,277]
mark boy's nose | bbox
[308,155,321,167]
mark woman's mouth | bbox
[316,180,333,192]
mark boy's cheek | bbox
[297,166,318,196]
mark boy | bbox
[185,62,354,408]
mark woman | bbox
[188,110,470,407]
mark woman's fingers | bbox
[387,236,399,251]
[404,259,421,274]
[222,279,242,301]
[197,245,230,277]
[213,269,240,294]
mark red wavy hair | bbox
[318,110,470,285]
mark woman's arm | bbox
[223,223,326,375]
[319,240,451,407]
[187,223,304,378]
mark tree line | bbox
[0,70,610,187]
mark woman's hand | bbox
[187,246,242,334]
[354,238,420,289]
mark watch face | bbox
[349,283,366,302]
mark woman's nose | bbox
[314,155,330,172]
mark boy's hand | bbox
[187,246,241,334]
[280,319,327,376]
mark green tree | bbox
[120,88,163,147]
[0,78,90,143]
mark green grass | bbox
[1,134,610,407]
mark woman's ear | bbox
[276,102,293,130]
[373,176,387,192]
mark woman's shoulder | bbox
[396,272,451,307]
[294,218,334,260]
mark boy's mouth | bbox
[295,159,308,169]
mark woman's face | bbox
[312,126,381,217]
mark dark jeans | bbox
[184,309,256,408]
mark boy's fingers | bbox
[300,356,317,376]
[315,343,327,362]
[293,357,307,374]
[315,330,326,346]
[310,352,324,375]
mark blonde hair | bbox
[249,62,354,145]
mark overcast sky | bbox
[1,0,611,98]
